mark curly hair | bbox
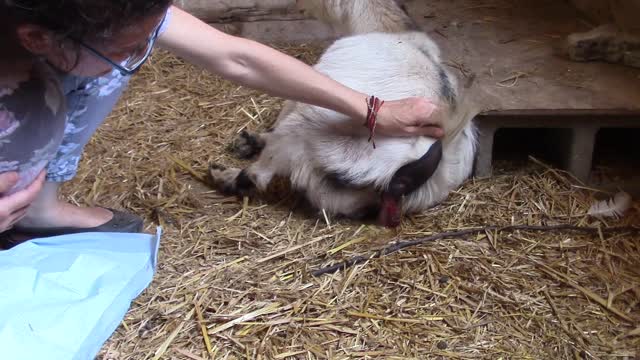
[2,0,172,39]
[0,0,172,63]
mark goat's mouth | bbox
[377,193,402,228]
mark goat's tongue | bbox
[377,194,402,228]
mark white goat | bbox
[209,0,478,227]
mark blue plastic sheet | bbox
[0,228,161,360]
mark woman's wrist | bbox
[339,88,369,121]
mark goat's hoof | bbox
[209,163,227,172]
[207,163,228,188]
[227,130,265,159]
[208,164,244,195]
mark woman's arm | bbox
[157,6,443,138]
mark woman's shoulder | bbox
[0,60,67,194]
[1,60,66,125]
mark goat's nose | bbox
[378,194,402,228]
[389,181,408,198]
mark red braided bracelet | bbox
[364,95,384,149]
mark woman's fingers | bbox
[373,97,445,137]
[0,172,19,193]
[8,207,29,227]
[0,172,44,233]
[404,125,444,138]
[3,171,45,212]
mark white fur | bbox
[213,0,479,221]
[295,0,414,35]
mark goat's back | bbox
[284,32,469,143]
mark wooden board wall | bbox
[568,0,640,32]
[173,0,302,23]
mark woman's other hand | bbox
[0,170,45,233]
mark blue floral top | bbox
[0,8,172,193]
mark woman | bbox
[0,1,443,242]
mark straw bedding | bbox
[60,44,640,359]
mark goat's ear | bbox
[387,140,443,198]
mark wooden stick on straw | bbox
[311,225,639,276]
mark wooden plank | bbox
[405,0,640,115]
[175,0,299,23]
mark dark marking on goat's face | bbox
[378,140,443,227]
[325,171,352,189]
[325,171,371,190]
[388,140,443,198]
[437,67,457,109]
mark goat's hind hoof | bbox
[227,130,265,159]
[207,163,236,194]
[209,163,227,172]
[208,163,255,197]
[207,163,226,185]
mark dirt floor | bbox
[65,46,640,359]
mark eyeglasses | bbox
[73,14,166,76]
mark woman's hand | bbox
[0,171,45,233]
[374,97,444,138]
